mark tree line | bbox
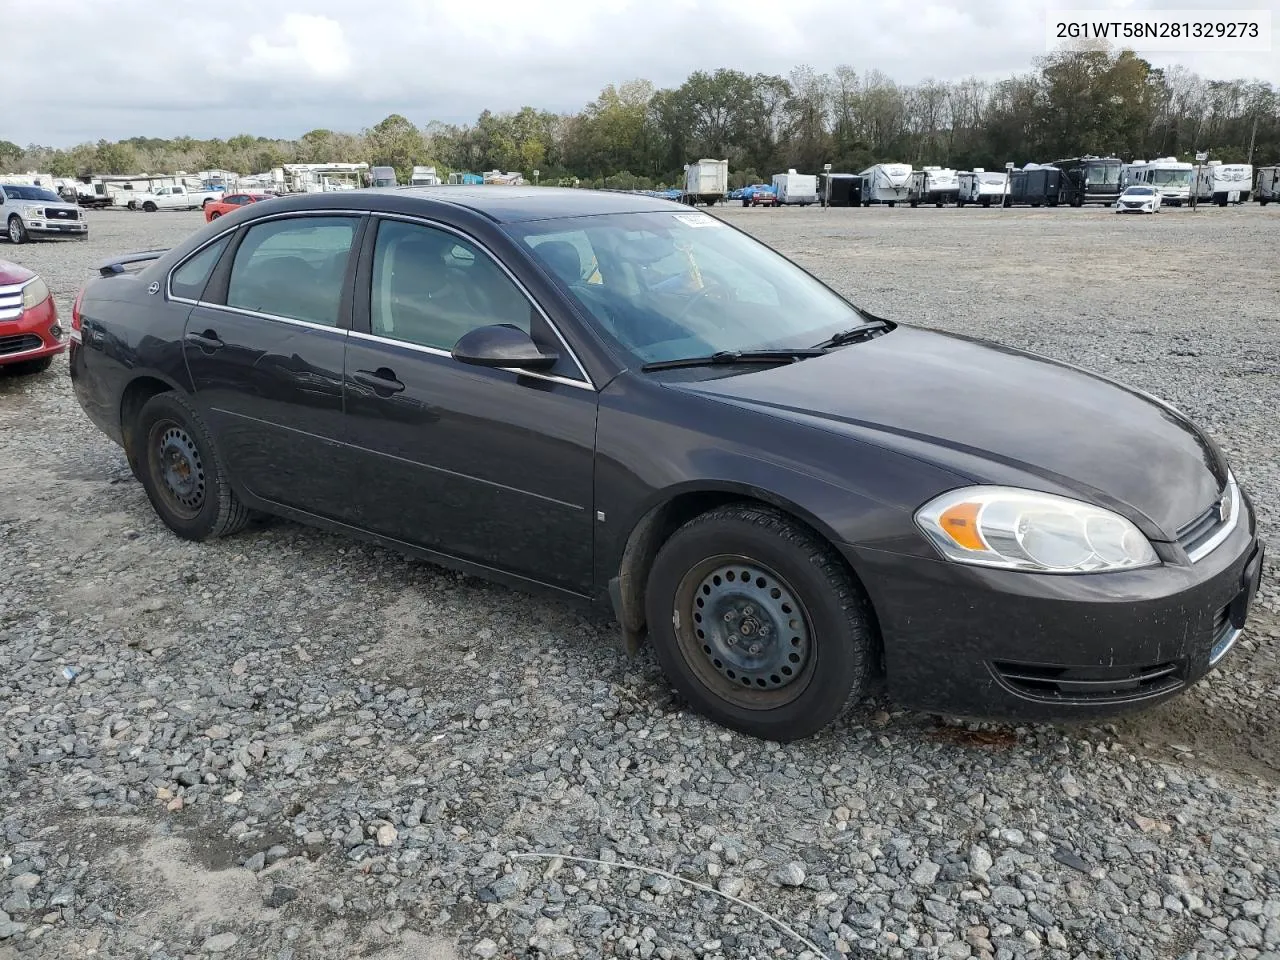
[3,49,1277,190]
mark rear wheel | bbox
[7,216,29,244]
[143,201,157,212]
[134,392,251,540]
[645,504,875,741]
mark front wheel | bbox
[210,211,222,219]
[7,216,29,244]
[133,392,251,541]
[143,201,157,212]
[645,504,875,741]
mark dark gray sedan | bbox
[69,188,1263,740]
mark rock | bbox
[773,862,806,887]
[717,876,745,898]
[912,860,942,885]
[940,942,972,959]
[1047,929,1068,950]
[265,886,299,909]
[0,921,27,940]
[473,939,499,958]
[1228,919,1263,947]
[991,886,1026,907]
[646,875,673,895]
[203,933,239,953]
[969,845,994,879]
[9,875,39,892]
[376,824,398,847]
[243,852,266,872]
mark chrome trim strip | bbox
[372,212,595,388]
[1209,625,1242,665]
[195,302,349,334]
[346,330,595,391]
[1186,476,1240,563]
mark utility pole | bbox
[1247,115,1258,166]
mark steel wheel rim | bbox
[675,555,815,710]
[148,419,206,519]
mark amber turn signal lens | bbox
[938,502,986,551]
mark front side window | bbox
[369,219,532,350]
[170,236,231,300]
[509,211,865,365]
[226,216,357,326]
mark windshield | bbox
[1125,187,1154,195]
[1150,169,1191,186]
[508,211,865,365]
[1087,161,1121,185]
[2,185,62,202]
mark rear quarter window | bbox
[170,236,231,301]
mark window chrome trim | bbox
[372,212,594,389]
[165,209,368,305]
[1185,475,1240,564]
[347,329,594,391]
[193,302,349,334]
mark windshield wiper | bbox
[812,318,893,350]
[641,349,825,372]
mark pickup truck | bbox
[129,185,221,212]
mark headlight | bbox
[22,277,51,310]
[915,486,1159,573]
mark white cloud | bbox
[2,0,1276,145]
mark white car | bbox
[1115,185,1162,214]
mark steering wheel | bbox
[674,279,731,325]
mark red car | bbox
[0,259,64,374]
[204,192,272,222]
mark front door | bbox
[340,216,597,592]
[181,214,363,516]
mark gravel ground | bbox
[1,205,1278,960]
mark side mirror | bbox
[452,324,558,371]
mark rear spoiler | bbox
[97,249,169,277]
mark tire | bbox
[143,201,158,212]
[210,211,222,219]
[133,392,251,541]
[909,200,918,208]
[7,216,29,244]
[5,355,52,375]
[645,504,875,741]
[887,201,895,208]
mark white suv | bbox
[0,184,89,243]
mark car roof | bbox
[264,186,686,224]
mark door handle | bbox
[353,368,405,393]
[184,330,224,351]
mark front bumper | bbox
[27,218,88,236]
[843,499,1263,722]
[0,297,67,365]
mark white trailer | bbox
[907,166,959,207]
[1255,166,1279,205]
[410,165,440,186]
[857,163,912,206]
[956,169,1007,207]
[683,159,729,206]
[771,169,818,206]
[1123,158,1194,205]
[1195,161,1252,206]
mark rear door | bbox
[339,215,598,591]
[180,213,365,516]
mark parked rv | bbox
[818,173,863,207]
[410,166,440,186]
[1196,161,1252,206]
[907,167,959,207]
[1122,158,1194,206]
[1004,164,1063,207]
[683,159,729,206]
[55,178,114,208]
[370,166,398,188]
[772,170,818,206]
[1255,165,1280,205]
[956,169,1007,207]
[1053,156,1123,206]
[858,163,912,206]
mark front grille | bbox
[0,333,43,355]
[1177,483,1233,561]
[44,208,78,220]
[0,284,22,321]
[992,660,1184,704]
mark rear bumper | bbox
[842,498,1263,722]
[0,297,66,365]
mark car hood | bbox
[0,260,36,285]
[673,326,1225,537]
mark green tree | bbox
[365,114,425,182]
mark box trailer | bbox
[410,166,439,186]
[907,167,959,207]
[1255,165,1280,205]
[683,159,729,206]
[772,169,818,206]
[1004,164,1063,207]
[956,169,1007,207]
[857,163,912,206]
[818,173,864,207]
[1195,161,1252,205]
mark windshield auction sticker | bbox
[673,213,723,228]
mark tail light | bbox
[70,287,85,343]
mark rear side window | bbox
[170,236,231,301]
[227,216,358,326]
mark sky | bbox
[5,0,1278,147]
